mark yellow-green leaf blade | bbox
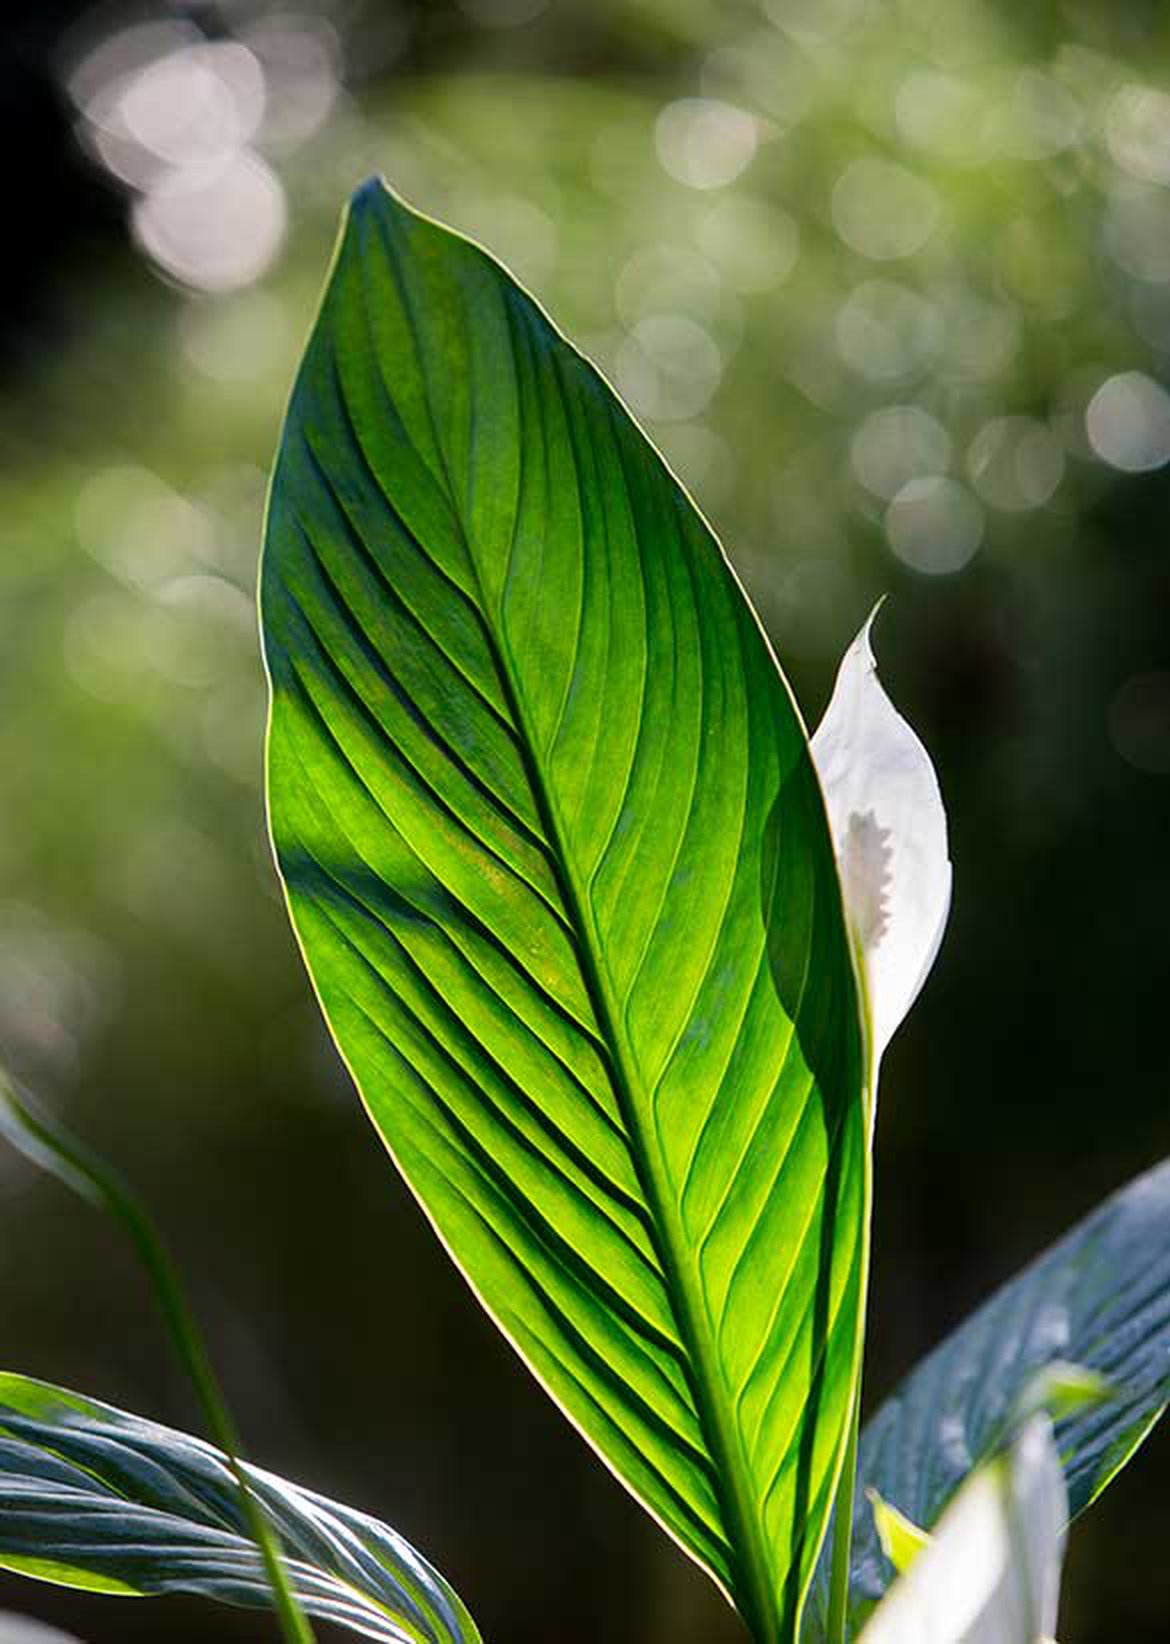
[262,179,868,1642]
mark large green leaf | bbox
[261,179,868,1642]
[805,1155,1170,1638]
[0,1374,479,1644]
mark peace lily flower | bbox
[857,1414,1067,1644]
[811,608,953,1073]
[0,1616,86,1643]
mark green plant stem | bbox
[826,1377,862,1644]
[0,1071,316,1644]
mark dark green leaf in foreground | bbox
[0,1375,479,1644]
[804,1155,1170,1638]
[262,179,868,1641]
[0,1069,315,1643]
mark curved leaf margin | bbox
[261,177,870,1643]
[0,1374,481,1644]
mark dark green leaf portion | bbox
[262,179,867,1641]
[805,1156,1170,1638]
[0,1375,479,1644]
[0,1070,315,1644]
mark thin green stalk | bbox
[823,955,878,1644]
[826,1376,863,1644]
[0,1069,316,1644]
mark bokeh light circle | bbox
[885,476,983,574]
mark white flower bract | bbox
[811,608,952,1066]
[856,1415,1067,1644]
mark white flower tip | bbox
[811,605,952,1063]
[857,1416,1068,1644]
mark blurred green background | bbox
[1,0,1169,1639]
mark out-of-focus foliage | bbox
[6,0,1170,1121]
[1,2,1169,1641]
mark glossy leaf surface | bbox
[0,1069,314,1643]
[0,1375,480,1644]
[262,179,867,1641]
[805,1155,1170,1636]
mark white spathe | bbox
[811,609,952,1064]
[856,1415,1067,1644]
[0,1615,89,1643]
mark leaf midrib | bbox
[502,601,784,1643]
[490,611,780,1636]
[375,277,783,1642]
[344,218,799,1636]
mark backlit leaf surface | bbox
[262,180,868,1641]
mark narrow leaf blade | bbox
[0,1375,480,1644]
[262,179,868,1641]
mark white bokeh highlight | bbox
[832,158,940,261]
[64,13,341,294]
[885,477,983,575]
[132,151,287,294]
[967,417,1064,511]
[1086,371,1170,472]
[1106,83,1170,186]
[654,98,757,189]
[851,405,952,502]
